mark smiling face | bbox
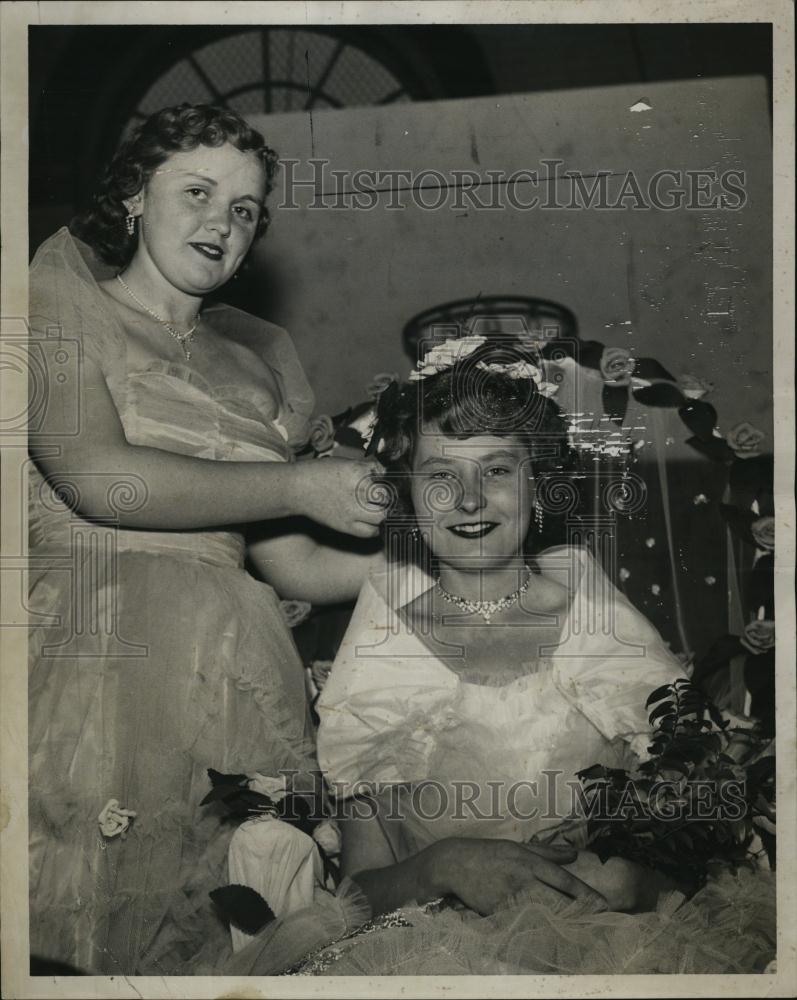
[410,428,534,570]
[126,142,267,296]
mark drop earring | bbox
[534,504,544,533]
[125,214,136,236]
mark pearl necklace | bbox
[116,274,200,360]
[435,568,532,624]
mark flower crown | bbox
[407,334,559,396]
[361,335,559,452]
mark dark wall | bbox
[29,22,772,250]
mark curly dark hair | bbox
[368,338,574,563]
[72,104,280,268]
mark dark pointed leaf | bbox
[576,764,609,781]
[692,635,745,684]
[747,756,776,784]
[685,435,736,463]
[316,843,342,889]
[645,684,675,708]
[749,555,774,613]
[602,383,629,425]
[209,884,275,935]
[578,340,605,370]
[632,383,686,408]
[678,401,718,441]
[200,784,254,807]
[335,426,371,449]
[634,357,676,381]
[718,503,757,544]
[208,768,249,788]
[364,430,383,458]
[277,792,319,833]
[657,755,691,774]
[729,453,774,497]
[649,701,676,723]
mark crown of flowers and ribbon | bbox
[360,335,559,453]
[407,334,559,396]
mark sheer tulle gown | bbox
[221,549,776,976]
[27,229,317,974]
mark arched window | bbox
[131,28,414,128]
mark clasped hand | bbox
[431,838,661,916]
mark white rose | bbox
[249,773,288,802]
[677,373,714,400]
[599,347,635,386]
[409,335,486,380]
[750,516,775,551]
[312,818,342,857]
[726,421,766,459]
[740,619,775,655]
[280,599,312,628]
[98,798,136,838]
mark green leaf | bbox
[693,635,745,684]
[632,383,687,408]
[576,764,609,781]
[657,757,691,775]
[200,784,252,807]
[649,701,676,723]
[718,503,757,545]
[209,884,275,935]
[678,401,718,442]
[602,383,629,425]
[685,435,736,463]
[207,768,249,787]
[238,789,277,810]
[634,358,676,381]
[729,454,774,503]
[277,792,319,834]
[749,555,774,613]
[578,340,606,370]
[645,684,675,708]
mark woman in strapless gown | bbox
[27,104,385,975]
[220,336,776,978]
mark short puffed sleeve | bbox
[29,227,125,377]
[547,547,688,759]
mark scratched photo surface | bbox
[2,7,792,998]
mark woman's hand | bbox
[562,851,676,912]
[427,838,609,916]
[290,459,388,538]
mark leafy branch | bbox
[577,680,775,891]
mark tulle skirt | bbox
[28,539,316,975]
[223,867,776,976]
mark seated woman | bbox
[225,335,776,976]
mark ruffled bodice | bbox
[28,228,314,556]
[318,546,687,845]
